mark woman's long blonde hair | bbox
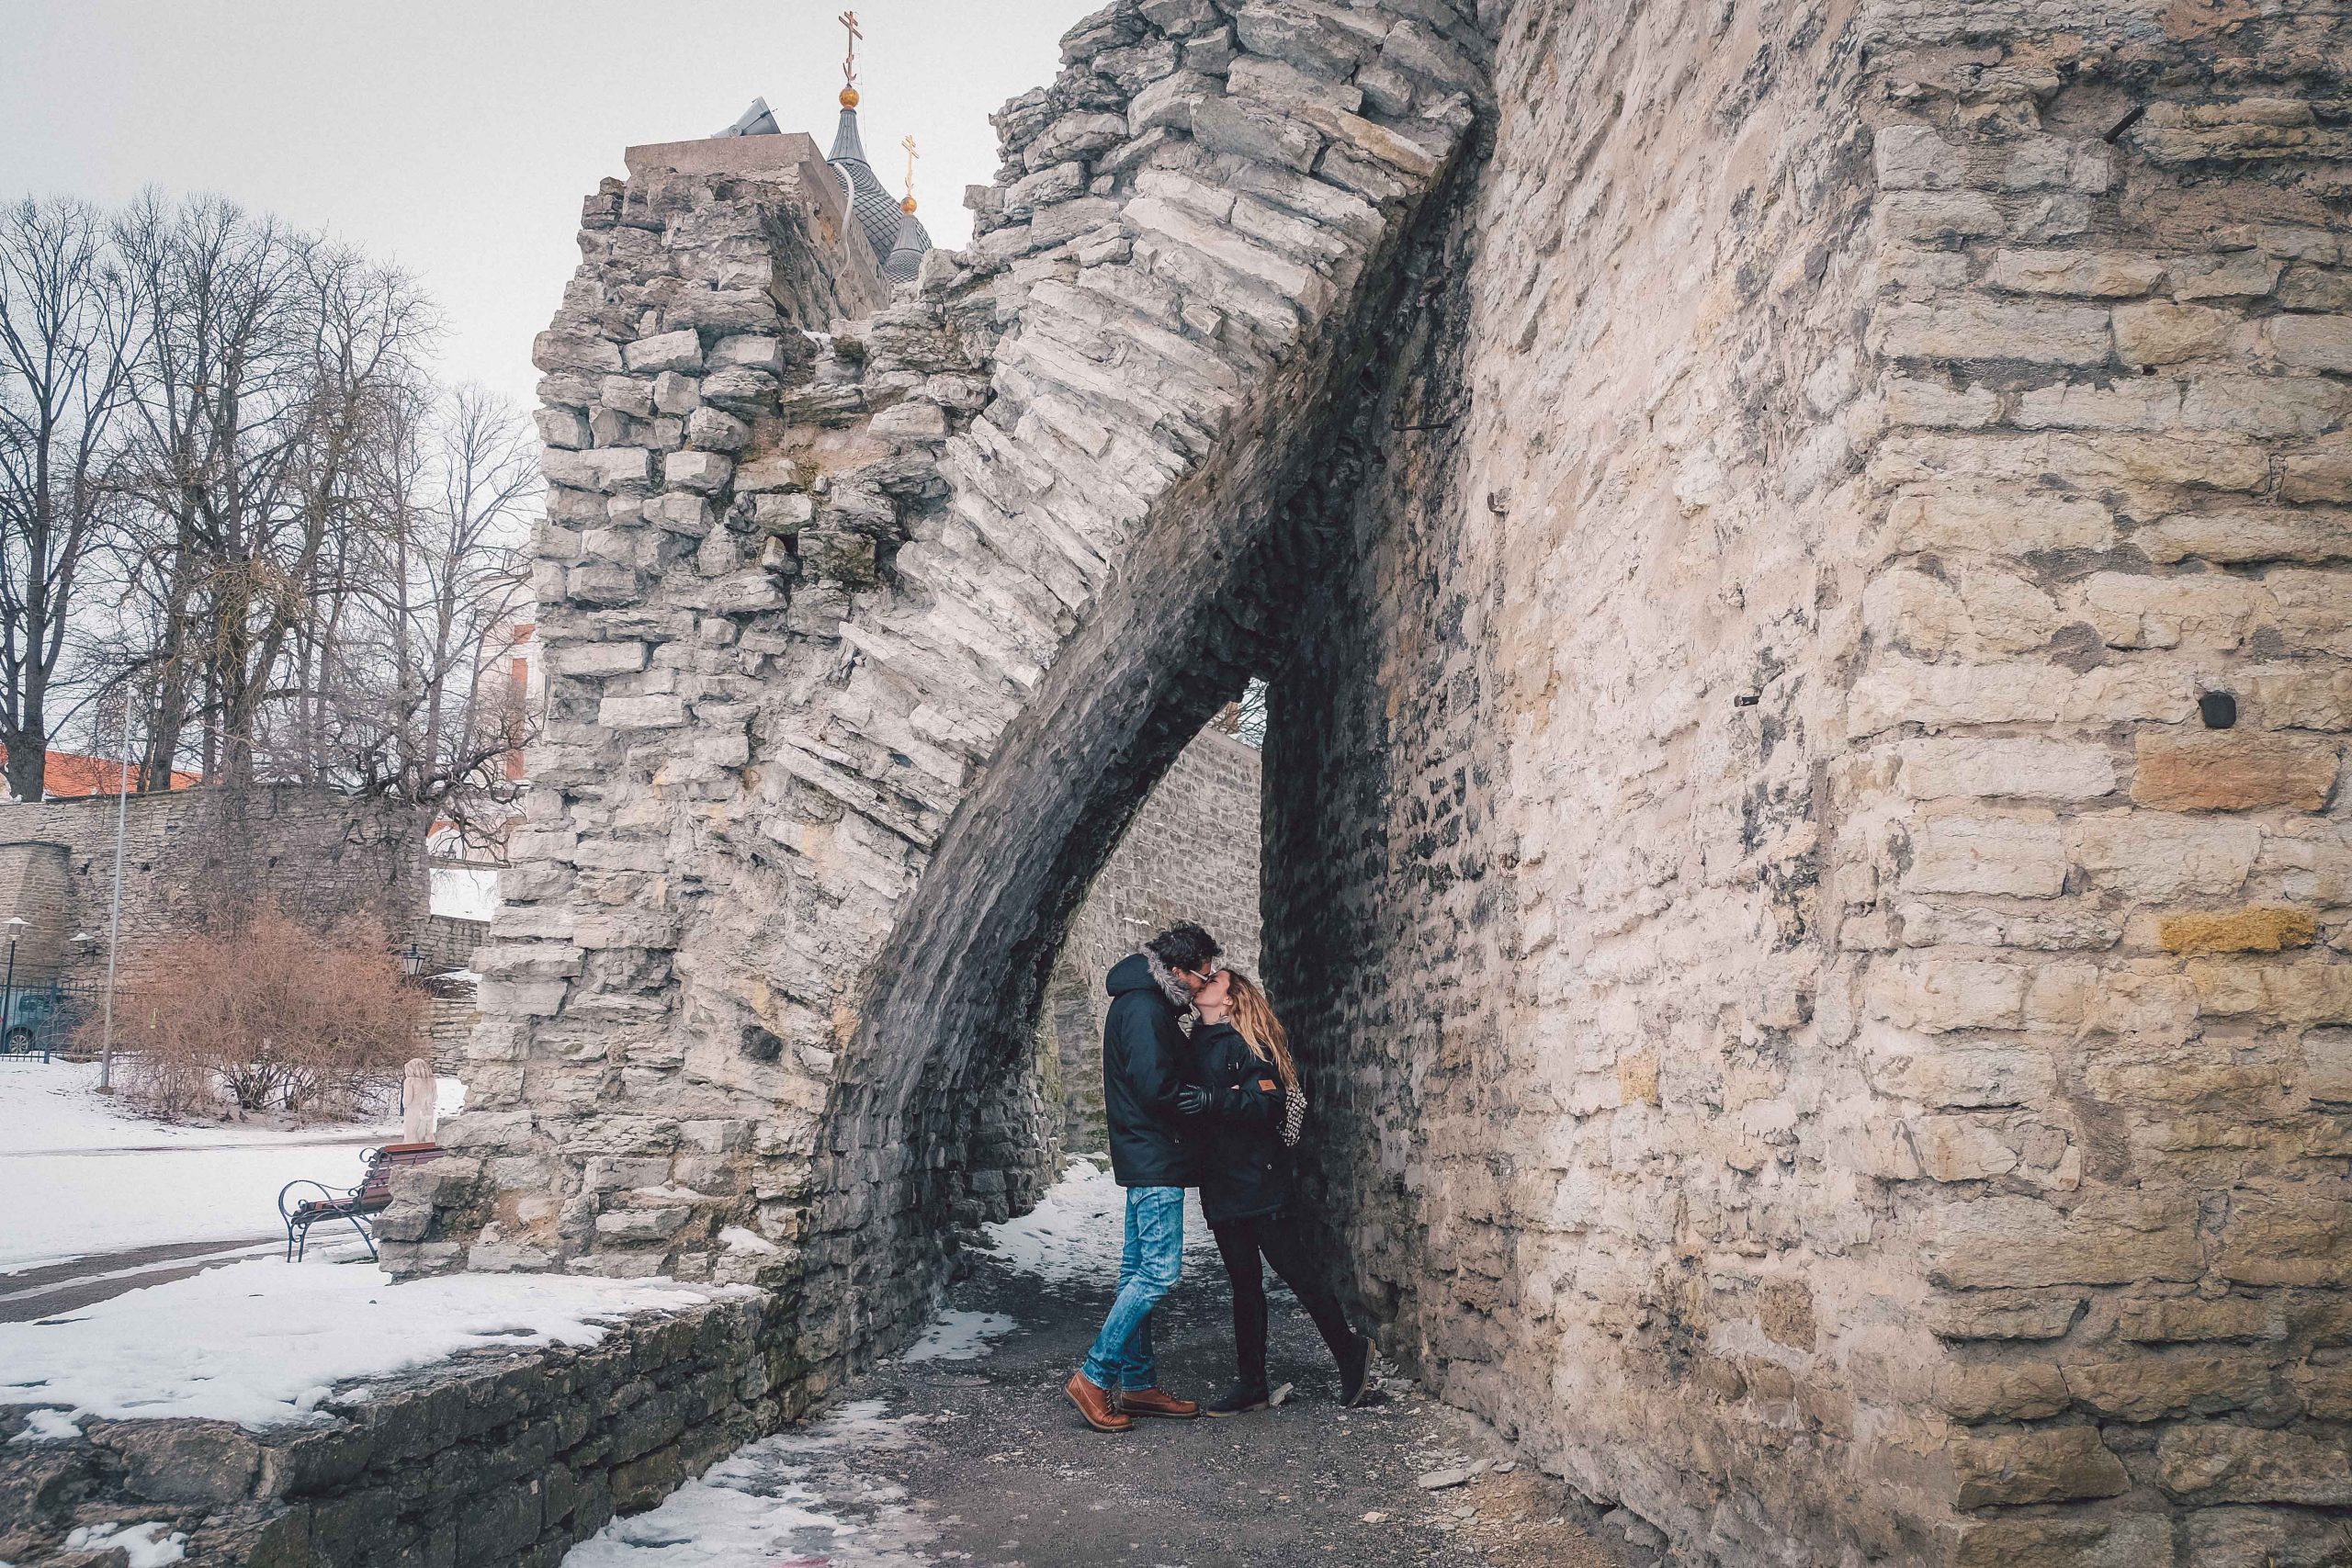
[1223,970,1300,1095]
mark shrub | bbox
[93,902,424,1121]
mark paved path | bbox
[573,1183,1649,1568]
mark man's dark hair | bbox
[1146,922,1220,973]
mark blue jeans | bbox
[1081,1185,1184,1392]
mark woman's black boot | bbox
[1204,1382,1272,1417]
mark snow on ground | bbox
[0,1060,465,1269]
[2,1257,730,1430]
[563,1399,936,1567]
[898,1309,1015,1362]
[431,864,500,922]
[62,1520,187,1566]
[971,1156,1214,1286]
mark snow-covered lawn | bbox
[0,1059,463,1269]
[2,1257,730,1431]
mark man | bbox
[1064,921,1221,1432]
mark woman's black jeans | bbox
[1210,1208,1355,1390]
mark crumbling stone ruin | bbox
[389,0,2352,1560]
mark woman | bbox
[1179,968,1373,1415]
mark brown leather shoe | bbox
[1118,1386,1200,1419]
[1066,1371,1131,1432]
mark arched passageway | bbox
[388,2,2352,1562]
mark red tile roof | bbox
[0,747,199,798]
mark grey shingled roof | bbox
[830,106,931,282]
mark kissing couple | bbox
[1063,921,1374,1430]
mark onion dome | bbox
[830,93,926,272]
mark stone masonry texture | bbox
[0,786,426,986]
[0,1294,794,1568]
[396,1,2352,1562]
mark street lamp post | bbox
[1,916,25,1055]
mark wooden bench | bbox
[277,1142,443,1261]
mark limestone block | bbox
[869,400,949,443]
[1183,27,1238,73]
[1231,55,1363,114]
[1004,161,1087,220]
[2302,1031,2352,1102]
[2132,731,2339,812]
[1872,299,2112,365]
[1986,249,2164,297]
[1897,739,2117,802]
[1190,95,1324,173]
[2154,907,2318,954]
[753,492,815,533]
[2119,1295,2280,1344]
[2135,506,2352,565]
[593,1206,692,1241]
[565,563,640,606]
[2062,1354,2273,1420]
[1950,1427,2130,1507]
[1932,1360,2071,1420]
[2272,314,2352,373]
[1233,1,1374,74]
[536,408,590,450]
[651,370,700,416]
[1871,124,1962,190]
[2214,1188,2352,1287]
[1025,112,1132,171]
[625,331,704,373]
[597,694,688,729]
[2069,812,2260,899]
[710,334,786,372]
[1883,490,2112,556]
[534,329,622,374]
[2182,1507,2352,1568]
[648,493,714,536]
[1868,956,2028,1032]
[2157,1425,2352,1505]
[2180,375,2352,439]
[2114,299,2235,364]
[685,408,751,452]
[1130,71,1218,134]
[1867,1040,2058,1109]
[1924,1193,2201,1290]
[663,451,733,493]
[600,375,656,418]
[1952,1515,2167,1568]
[1878,191,2004,243]
[1905,814,2067,897]
[1928,1291,2085,1341]
[2170,251,2282,300]
[2080,570,2262,650]
[542,447,651,494]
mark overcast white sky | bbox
[0,0,1077,409]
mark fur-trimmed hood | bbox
[1141,949,1199,1016]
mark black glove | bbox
[1175,1085,1210,1116]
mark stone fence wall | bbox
[0,786,427,987]
[0,1292,797,1568]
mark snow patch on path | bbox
[899,1309,1013,1362]
[972,1156,1213,1286]
[0,1257,729,1428]
[564,1398,935,1567]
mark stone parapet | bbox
[0,1292,797,1568]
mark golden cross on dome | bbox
[900,136,920,209]
[838,10,863,100]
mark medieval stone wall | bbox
[1270,2,2352,1564]
[405,0,1484,1424]
[0,786,426,985]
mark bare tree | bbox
[0,197,137,801]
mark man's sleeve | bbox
[1127,1008,1188,1122]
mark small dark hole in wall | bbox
[741,1023,785,1062]
[2199,691,2237,729]
[1733,693,1759,708]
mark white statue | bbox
[401,1057,438,1145]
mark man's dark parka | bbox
[1101,953,1197,1188]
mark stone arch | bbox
[396,0,1489,1385]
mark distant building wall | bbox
[0,785,427,987]
[1036,727,1264,1155]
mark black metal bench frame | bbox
[278,1143,441,1261]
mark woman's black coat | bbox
[1188,1021,1290,1228]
